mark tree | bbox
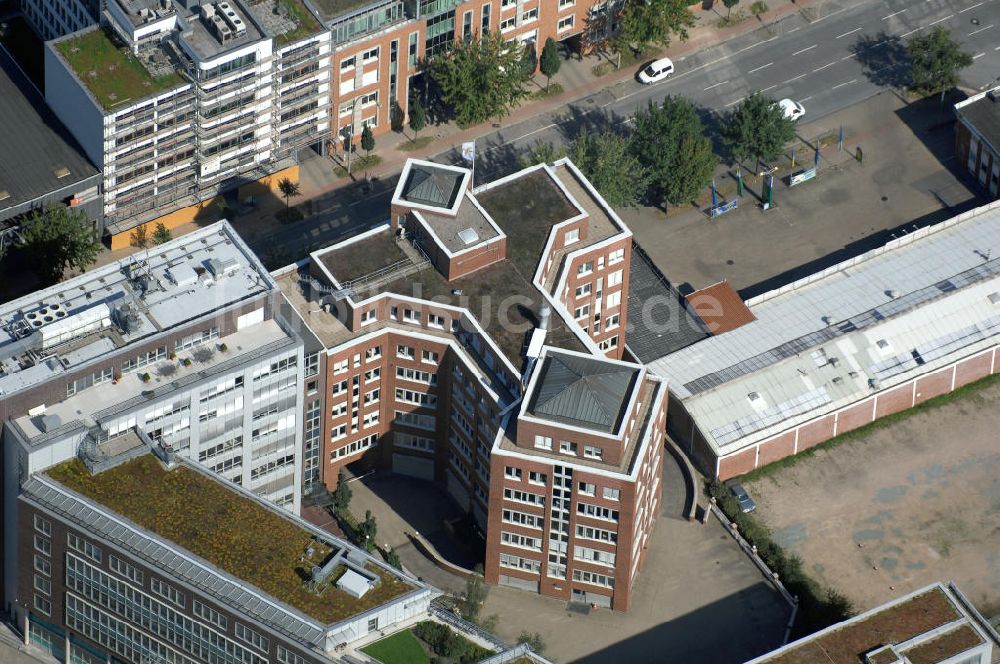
[357,510,378,552]
[277,177,301,212]
[614,0,696,54]
[539,38,561,92]
[519,140,566,168]
[571,129,649,208]
[386,547,402,570]
[151,222,172,245]
[517,631,546,655]
[722,0,740,19]
[460,564,489,623]
[721,91,797,167]
[19,203,101,283]
[629,96,716,210]
[333,469,352,513]
[130,223,149,249]
[408,97,426,139]
[428,30,531,127]
[360,124,375,158]
[907,26,973,98]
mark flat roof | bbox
[311,0,390,22]
[0,221,274,398]
[178,0,265,62]
[748,583,998,664]
[0,56,99,219]
[54,27,185,111]
[44,454,416,626]
[650,201,1000,455]
[419,194,501,255]
[526,351,638,433]
[956,86,1000,152]
[247,0,323,44]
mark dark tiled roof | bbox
[402,165,463,208]
[960,89,1000,152]
[686,280,756,335]
[527,352,637,433]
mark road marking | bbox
[813,62,837,72]
[928,14,954,25]
[882,9,906,20]
[812,5,849,22]
[748,62,774,73]
[792,44,817,55]
[782,73,807,84]
[836,27,863,38]
[760,85,777,92]
[995,44,1000,50]
[959,1,984,13]
[968,23,994,35]
[832,79,858,89]
[973,52,985,59]
[724,97,746,107]
[901,27,921,37]
[735,42,763,54]
[800,95,814,102]
[841,54,854,61]
[788,26,801,32]
[704,80,729,90]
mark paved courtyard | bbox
[626,90,983,298]
[745,377,1000,620]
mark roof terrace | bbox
[247,0,322,44]
[46,454,414,625]
[55,27,185,111]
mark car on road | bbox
[777,98,806,121]
[638,57,675,84]
[727,481,757,513]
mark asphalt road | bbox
[437,0,1000,180]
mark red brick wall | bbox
[717,446,756,479]
[796,415,836,452]
[954,351,992,388]
[915,368,953,405]
[757,431,795,466]
[874,384,913,419]
[835,399,874,436]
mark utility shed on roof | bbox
[527,351,638,433]
[401,163,465,209]
[0,54,101,227]
[686,280,756,335]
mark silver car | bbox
[727,481,757,513]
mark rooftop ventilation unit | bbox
[205,257,241,279]
[200,2,215,17]
[39,303,112,350]
[166,264,199,288]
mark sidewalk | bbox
[309,0,827,200]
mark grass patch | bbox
[47,456,413,624]
[361,630,430,664]
[530,83,564,100]
[318,231,409,283]
[707,480,852,636]
[592,62,613,77]
[56,28,183,110]
[716,9,750,28]
[738,371,1000,484]
[398,136,434,152]
[333,154,382,178]
[269,0,323,44]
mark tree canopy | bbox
[408,97,426,138]
[721,91,797,165]
[360,125,375,155]
[570,129,649,208]
[629,96,716,209]
[907,26,973,96]
[614,0,696,54]
[428,30,531,127]
[539,38,561,91]
[20,203,101,284]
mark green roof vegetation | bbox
[361,630,430,664]
[321,233,409,284]
[55,28,184,111]
[47,456,413,624]
[271,0,323,44]
[310,0,378,21]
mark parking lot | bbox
[745,377,1000,619]
[625,90,982,297]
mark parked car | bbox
[777,98,806,121]
[638,57,675,84]
[726,481,757,513]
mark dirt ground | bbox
[745,379,1000,619]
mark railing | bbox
[429,600,508,652]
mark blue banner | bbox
[790,168,817,186]
[710,199,739,217]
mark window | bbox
[573,569,614,588]
[608,269,623,287]
[502,509,543,529]
[397,366,437,385]
[194,599,227,630]
[560,440,577,456]
[34,515,51,536]
[422,349,439,364]
[366,345,382,361]
[331,380,348,396]
[534,435,552,450]
[363,411,380,428]
[397,345,414,359]
[110,556,144,585]
[175,326,220,351]
[500,553,541,574]
[34,535,51,556]
[503,488,545,506]
[501,531,542,551]
[603,487,621,501]
[500,16,516,31]
[395,388,437,408]
[360,91,379,107]
[577,261,593,276]
[150,578,185,608]
[522,7,537,21]
[574,304,590,319]
[365,367,381,382]
[605,314,620,331]
[577,524,617,543]
[235,622,270,654]
[606,291,622,308]
[428,314,445,328]
[361,309,377,324]
[575,283,591,298]
[501,0,516,7]
[578,482,596,496]
[278,646,309,664]
[608,248,625,264]
[395,432,435,451]
[67,533,102,562]
[598,335,619,351]
[362,47,379,62]
[462,9,473,40]
[34,575,51,595]
[558,15,574,31]
[559,0,574,7]
[364,388,380,404]
[504,466,522,480]
[481,3,490,32]
[34,594,51,616]
[368,617,379,631]
[340,55,356,70]
[34,555,51,577]
[528,471,547,485]
[403,308,421,323]
[584,445,604,460]
[574,546,616,566]
[577,502,619,522]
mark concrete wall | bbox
[44,34,105,169]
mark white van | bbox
[638,57,675,84]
